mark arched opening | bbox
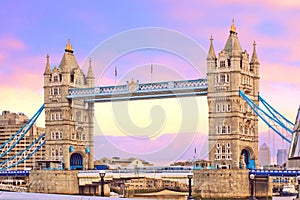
[70,153,83,170]
[240,149,255,169]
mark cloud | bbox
[0,36,25,51]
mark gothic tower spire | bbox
[44,54,51,75]
[87,58,94,78]
[250,41,259,64]
[86,58,95,87]
[207,36,216,60]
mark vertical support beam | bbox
[87,102,94,169]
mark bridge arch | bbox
[70,152,84,170]
[240,147,255,169]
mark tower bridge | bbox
[0,21,299,198]
[41,20,260,171]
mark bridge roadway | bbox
[67,78,208,102]
[79,169,193,184]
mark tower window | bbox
[227,126,231,133]
[220,61,225,68]
[53,75,58,82]
[228,59,231,67]
[216,104,220,112]
[222,126,226,134]
[227,143,231,148]
[222,146,226,154]
[227,104,231,112]
[72,133,76,140]
[81,134,86,141]
[226,74,230,82]
[76,111,81,122]
[59,132,62,140]
[222,105,226,112]
[51,132,55,140]
[53,88,60,95]
[217,126,221,134]
[221,75,226,83]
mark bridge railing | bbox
[67,78,208,99]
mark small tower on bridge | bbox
[43,39,95,170]
[207,20,260,169]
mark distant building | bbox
[95,157,153,169]
[277,149,288,166]
[0,110,45,170]
[258,143,271,166]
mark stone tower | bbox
[43,39,95,170]
[207,20,260,169]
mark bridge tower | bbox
[43,40,95,170]
[207,20,260,169]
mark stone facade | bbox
[193,169,272,199]
[43,40,95,170]
[29,170,79,194]
[207,20,260,169]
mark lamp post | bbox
[249,174,257,200]
[124,182,130,198]
[99,170,105,197]
[187,172,193,200]
[296,176,300,200]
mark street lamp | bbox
[99,170,105,197]
[187,172,193,200]
[249,174,257,200]
[296,176,300,199]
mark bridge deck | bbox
[67,78,208,102]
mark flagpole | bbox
[114,66,117,85]
[151,64,153,82]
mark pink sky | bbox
[0,0,299,164]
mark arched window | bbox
[222,126,226,134]
[59,147,63,156]
[51,132,55,140]
[59,132,62,140]
[227,126,231,134]
[76,111,81,122]
[227,104,231,112]
[220,60,225,68]
[81,134,85,141]
[53,75,58,82]
[51,147,55,157]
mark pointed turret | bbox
[65,39,73,53]
[224,19,242,56]
[87,58,94,78]
[207,36,216,60]
[86,58,95,87]
[44,54,51,75]
[250,41,259,64]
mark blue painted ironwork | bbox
[0,133,46,170]
[258,94,294,133]
[67,78,208,102]
[250,169,300,177]
[239,90,291,143]
[0,170,29,176]
[0,105,44,159]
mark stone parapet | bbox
[193,169,272,199]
